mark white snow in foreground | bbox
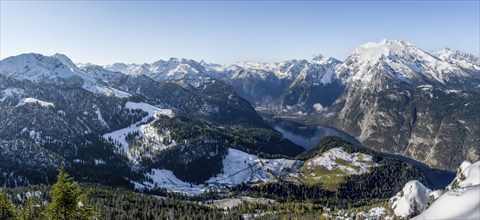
[135,148,303,195]
[390,180,434,218]
[390,161,480,219]
[447,161,480,189]
[414,186,480,220]
[16,97,54,108]
[305,148,377,174]
[103,102,173,155]
[413,161,480,220]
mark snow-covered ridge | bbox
[432,48,480,71]
[16,98,55,108]
[414,161,480,219]
[447,161,480,189]
[389,180,438,218]
[390,161,480,219]
[0,53,133,98]
[105,55,342,85]
[103,58,210,80]
[0,53,81,81]
[224,57,342,83]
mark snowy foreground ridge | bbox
[391,161,480,219]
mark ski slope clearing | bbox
[135,148,303,195]
[103,102,173,156]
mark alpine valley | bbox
[1,39,479,219]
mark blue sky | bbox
[1,1,478,65]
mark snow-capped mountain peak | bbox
[0,53,81,81]
[351,39,422,63]
[52,53,79,70]
[0,53,132,98]
[340,39,477,88]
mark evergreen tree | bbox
[45,167,98,220]
[0,187,17,220]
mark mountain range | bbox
[1,39,478,201]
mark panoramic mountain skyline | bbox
[1,1,479,65]
[1,1,479,219]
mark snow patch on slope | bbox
[16,98,54,108]
[206,148,302,186]
[305,148,377,175]
[102,102,173,157]
[135,148,303,195]
[125,102,174,119]
[141,169,203,194]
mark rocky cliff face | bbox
[318,40,480,170]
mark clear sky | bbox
[1,1,479,65]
